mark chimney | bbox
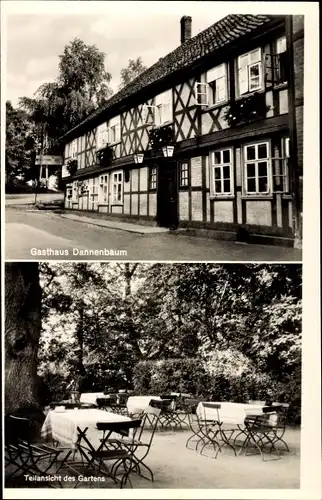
[180,16,192,44]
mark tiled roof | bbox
[63,14,281,140]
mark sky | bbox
[3,1,231,107]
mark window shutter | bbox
[217,77,227,102]
[238,67,248,95]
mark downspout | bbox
[285,15,302,249]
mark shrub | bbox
[133,358,210,396]
[133,352,301,424]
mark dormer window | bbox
[237,48,263,96]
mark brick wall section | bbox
[149,193,157,216]
[140,167,148,191]
[179,192,189,220]
[139,194,148,216]
[123,194,131,214]
[191,191,203,221]
[190,157,202,187]
[131,169,139,192]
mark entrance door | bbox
[157,161,178,228]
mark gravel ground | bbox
[5,426,300,491]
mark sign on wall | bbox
[35,155,63,166]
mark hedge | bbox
[133,357,301,424]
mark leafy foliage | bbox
[18,38,113,153]
[37,263,302,421]
[5,101,37,184]
[148,124,174,150]
[119,57,147,89]
[224,92,270,127]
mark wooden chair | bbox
[80,419,142,488]
[5,415,72,486]
[243,405,283,461]
[184,399,207,451]
[111,405,161,482]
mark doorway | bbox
[157,161,178,228]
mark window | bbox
[276,36,287,55]
[154,90,172,125]
[210,149,233,196]
[237,48,262,96]
[274,36,288,84]
[272,137,290,193]
[66,185,72,200]
[72,181,78,201]
[108,123,120,144]
[112,171,123,203]
[244,142,270,195]
[179,162,189,187]
[207,64,228,105]
[99,174,109,203]
[195,82,209,105]
[71,139,77,159]
[149,166,157,190]
[97,123,108,150]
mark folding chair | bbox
[184,399,208,451]
[111,393,129,416]
[150,398,173,430]
[243,405,283,461]
[198,403,230,458]
[111,405,161,482]
[76,419,142,488]
[5,415,73,486]
[270,403,290,452]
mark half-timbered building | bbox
[61,14,304,247]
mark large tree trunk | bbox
[5,262,42,414]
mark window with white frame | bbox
[149,167,157,190]
[272,137,290,193]
[154,89,173,126]
[195,82,209,105]
[244,142,270,195]
[210,149,233,196]
[179,162,189,187]
[274,36,288,85]
[237,48,262,96]
[97,123,108,150]
[112,171,123,203]
[207,64,228,105]
[99,174,109,203]
[71,139,78,159]
[108,116,121,144]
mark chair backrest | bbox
[160,394,177,401]
[117,393,129,405]
[150,399,163,409]
[5,415,32,449]
[96,419,141,439]
[96,397,111,408]
[137,405,161,443]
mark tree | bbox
[5,263,42,414]
[5,101,36,184]
[119,57,147,89]
[18,38,113,153]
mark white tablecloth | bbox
[127,395,161,414]
[41,409,131,449]
[196,402,268,426]
[79,392,106,405]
